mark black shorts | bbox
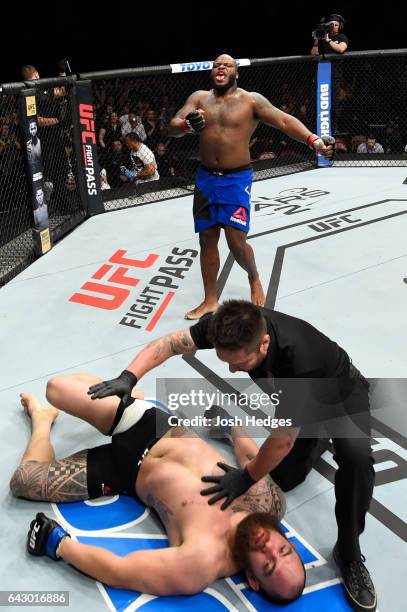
[86,406,172,498]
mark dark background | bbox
[1,2,406,83]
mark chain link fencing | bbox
[33,80,86,240]
[331,51,407,164]
[0,87,35,284]
[88,58,317,212]
[0,78,87,286]
[1,51,406,286]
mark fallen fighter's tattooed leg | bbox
[10,450,89,502]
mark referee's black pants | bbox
[270,375,375,561]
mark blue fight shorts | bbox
[193,165,253,233]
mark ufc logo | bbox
[309,214,361,233]
[69,249,159,310]
[29,522,40,549]
[79,103,96,144]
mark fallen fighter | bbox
[10,373,305,604]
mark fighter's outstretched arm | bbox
[251,92,334,159]
[88,329,197,402]
[58,536,217,595]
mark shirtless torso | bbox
[136,427,285,579]
[187,88,260,169]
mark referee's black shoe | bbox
[333,544,377,611]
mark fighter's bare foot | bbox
[250,277,266,306]
[20,393,59,423]
[184,301,219,320]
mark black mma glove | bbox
[308,134,336,159]
[200,462,256,510]
[88,369,138,406]
[183,111,205,134]
[27,513,70,561]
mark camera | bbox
[58,58,72,77]
[312,14,345,40]
[312,21,330,41]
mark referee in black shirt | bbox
[88,300,376,611]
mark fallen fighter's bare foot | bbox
[184,301,219,320]
[250,276,266,306]
[20,393,59,424]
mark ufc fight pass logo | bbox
[79,103,97,196]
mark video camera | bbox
[312,14,345,40]
[58,58,72,77]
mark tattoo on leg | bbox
[10,451,89,502]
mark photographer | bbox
[311,14,348,56]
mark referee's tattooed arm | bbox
[126,329,197,380]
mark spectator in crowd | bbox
[335,137,348,153]
[120,133,159,184]
[357,134,384,154]
[137,99,150,120]
[385,119,403,153]
[100,168,111,190]
[351,134,367,153]
[158,106,169,128]
[105,140,131,188]
[120,101,132,118]
[98,103,115,126]
[120,112,146,142]
[335,83,354,132]
[98,112,121,166]
[311,14,349,55]
[0,122,21,155]
[0,122,22,187]
[65,172,77,194]
[155,142,173,177]
[145,109,161,149]
[21,65,62,127]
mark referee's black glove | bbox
[88,370,137,407]
[200,463,256,510]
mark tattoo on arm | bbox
[146,338,165,361]
[10,451,89,502]
[231,475,286,521]
[146,331,195,362]
[166,331,196,355]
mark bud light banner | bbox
[72,81,104,215]
[317,61,333,168]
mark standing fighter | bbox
[169,53,334,320]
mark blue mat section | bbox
[240,583,352,611]
[289,537,318,564]
[59,495,349,610]
[78,536,229,612]
[57,495,145,531]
